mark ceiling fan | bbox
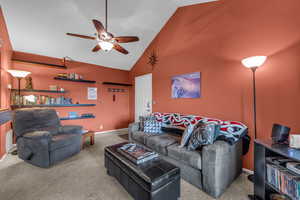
[66,0,139,54]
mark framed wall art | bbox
[171,72,201,99]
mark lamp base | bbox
[248,174,254,182]
[248,195,262,200]
[11,149,18,155]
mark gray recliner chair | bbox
[13,108,82,168]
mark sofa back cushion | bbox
[13,108,61,137]
[161,125,185,135]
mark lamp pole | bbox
[17,77,21,105]
[247,67,258,185]
[247,67,258,200]
[251,67,258,139]
[241,56,267,200]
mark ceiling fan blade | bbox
[66,33,95,40]
[113,36,139,43]
[113,44,129,55]
[92,19,105,34]
[92,45,101,52]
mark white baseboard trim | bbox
[95,128,128,135]
[0,153,7,162]
[243,168,253,175]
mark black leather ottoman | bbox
[105,142,181,200]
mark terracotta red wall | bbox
[0,7,13,159]
[129,0,300,170]
[12,51,130,132]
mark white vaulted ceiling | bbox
[0,0,216,70]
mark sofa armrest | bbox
[202,140,243,198]
[59,125,83,135]
[128,122,139,141]
[23,131,51,140]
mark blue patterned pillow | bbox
[179,123,195,147]
[139,115,156,131]
[143,120,163,134]
[187,122,219,151]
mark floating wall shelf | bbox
[60,116,96,121]
[13,59,67,69]
[102,82,132,86]
[11,89,67,93]
[11,104,96,109]
[54,77,96,83]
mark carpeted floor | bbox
[0,132,253,200]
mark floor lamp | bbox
[7,69,31,155]
[241,56,267,200]
[7,70,31,105]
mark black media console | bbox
[254,139,300,199]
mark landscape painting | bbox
[171,72,201,99]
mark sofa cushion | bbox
[168,144,202,170]
[50,134,79,151]
[131,131,148,145]
[166,133,182,143]
[145,134,179,155]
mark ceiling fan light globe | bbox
[99,41,113,52]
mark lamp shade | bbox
[241,56,267,68]
[99,41,114,52]
[7,70,31,78]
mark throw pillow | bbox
[139,115,156,131]
[143,120,163,135]
[179,123,195,147]
[187,122,220,151]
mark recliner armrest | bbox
[18,131,51,168]
[59,125,83,135]
[23,131,51,140]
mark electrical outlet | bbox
[99,124,103,130]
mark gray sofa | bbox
[13,108,83,168]
[128,122,243,198]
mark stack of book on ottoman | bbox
[117,143,158,164]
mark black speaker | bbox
[271,123,291,144]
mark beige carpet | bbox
[0,132,253,200]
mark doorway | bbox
[135,73,152,122]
